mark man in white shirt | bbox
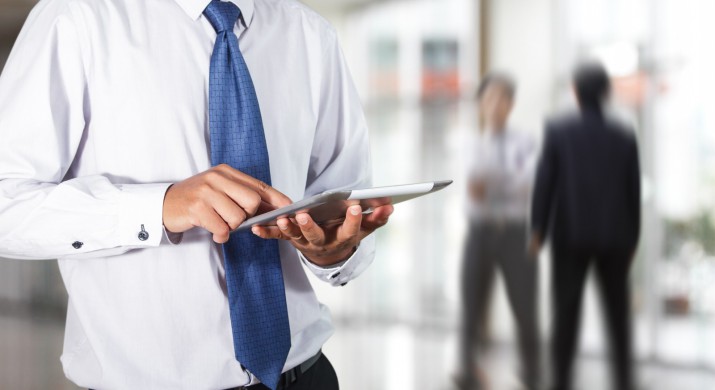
[456,73,539,390]
[0,0,392,389]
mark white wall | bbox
[487,0,556,134]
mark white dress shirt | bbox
[0,0,375,388]
[466,127,537,223]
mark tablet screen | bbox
[233,180,452,232]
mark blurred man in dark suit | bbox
[530,62,641,390]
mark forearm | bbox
[0,176,171,260]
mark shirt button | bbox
[72,241,83,249]
[138,224,149,241]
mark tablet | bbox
[233,180,453,232]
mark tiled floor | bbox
[1,313,713,390]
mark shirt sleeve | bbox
[0,0,172,260]
[505,132,538,202]
[466,133,488,181]
[298,235,375,286]
[298,27,375,284]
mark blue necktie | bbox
[204,2,291,389]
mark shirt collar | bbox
[174,0,254,27]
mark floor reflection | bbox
[1,313,714,389]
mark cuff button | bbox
[138,224,149,241]
[72,241,83,249]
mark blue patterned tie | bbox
[204,2,291,389]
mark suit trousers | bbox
[550,246,633,390]
[459,221,539,389]
[242,354,339,390]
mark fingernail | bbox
[279,223,288,230]
[251,227,260,236]
[350,206,361,216]
[296,214,308,225]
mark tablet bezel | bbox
[232,180,452,232]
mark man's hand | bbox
[162,164,292,243]
[468,179,487,202]
[528,232,542,258]
[252,204,394,267]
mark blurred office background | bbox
[1,0,715,389]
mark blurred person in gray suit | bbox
[530,62,640,390]
[457,73,540,390]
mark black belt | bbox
[234,350,323,390]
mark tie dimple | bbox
[204,0,241,33]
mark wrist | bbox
[302,245,357,267]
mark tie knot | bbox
[204,0,241,33]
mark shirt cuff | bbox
[299,242,367,286]
[163,226,184,245]
[116,183,173,248]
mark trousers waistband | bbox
[233,349,323,390]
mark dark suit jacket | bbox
[531,109,641,252]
